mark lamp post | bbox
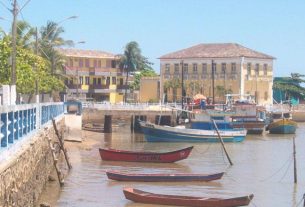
[212,60,215,105]
[35,16,78,102]
[180,60,184,110]
[11,0,17,85]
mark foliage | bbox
[39,21,73,75]
[130,67,157,90]
[119,41,152,102]
[163,78,181,102]
[216,85,232,96]
[273,73,305,99]
[0,37,64,94]
[188,81,200,96]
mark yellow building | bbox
[139,77,160,102]
[159,43,275,105]
[59,48,128,103]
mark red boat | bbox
[124,188,254,207]
[106,170,224,182]
[99,146,193,163]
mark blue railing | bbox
[0,103,64,149]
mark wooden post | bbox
[52,119,72,169]
[293,135,297,183]
[212,120,233,166]
[104,115,112,133]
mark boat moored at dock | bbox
[139,121,247,143]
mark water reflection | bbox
[37,123,305,207]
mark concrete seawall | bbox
[0,117,65,207]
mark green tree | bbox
[130,67,157,90]
[39,21,73,75]
[0,37,64,101]
[273,73,305,100]
[119,41,152,102]
[171,78,181,102]
[188,81,200,96]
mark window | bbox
[93,78,97,85]
[79,76,83,85]
[231,63,236,74]
[174,64,179,73]
[264,91,268,100]
[202,63,207,74]
[85,76,90,85]
[193,63,198,73]
[112,77,116,84]
[221,63,226,73]
[79,59,83,68]
[111,60,116,68]
[106,77,110,85]
[247,63,251,75]
[98,60,101,68]
[94,60,97,68]
[85,59,90,67]
[183,63,188,73]
[69,59,73,67]
[165,64,170,72]
[263,64,268,75]
[255,63,259,76]
[97,78,101,85]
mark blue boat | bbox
[266,111,297,134]
[139,121,247,143]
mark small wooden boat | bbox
[267,118,297,134]
[123,187,254,207]
[82,123,104,133]
[266,112,297,134]
[106,171,224,182]
[99,146,193,163]
[140,121,246,143]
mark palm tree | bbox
[171,78,181,102]
[39,21,73,75]
[119,41,151,102]
[16,21,35,49]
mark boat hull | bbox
[124,188,254,207]
[140,121,246,143]
[99,146,193,163]
[106,171,224,182]
[268,119,297,134]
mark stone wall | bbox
[0,117,65,207]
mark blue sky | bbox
[1,0,305,76]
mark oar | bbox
[212,120,233,166]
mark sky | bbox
[0,0,305,76]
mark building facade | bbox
[159,43,275,105]
[59,48,128,103]
[139,76,160,102]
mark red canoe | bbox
[106,170,224,182]
[99,146,193,163]
[124,188,254,207]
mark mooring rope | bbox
[260,154,293,182]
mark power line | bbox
[0,0,10,11]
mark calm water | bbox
[39,122,305,207]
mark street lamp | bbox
[43,15,78,42]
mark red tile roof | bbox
[159,43,275,59]
[57,48,118,59]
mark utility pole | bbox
[35,27,39,102]
[181,60,184,110]
[11,0,18,85]
[293,136,297,183]
[212,60,215,105]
